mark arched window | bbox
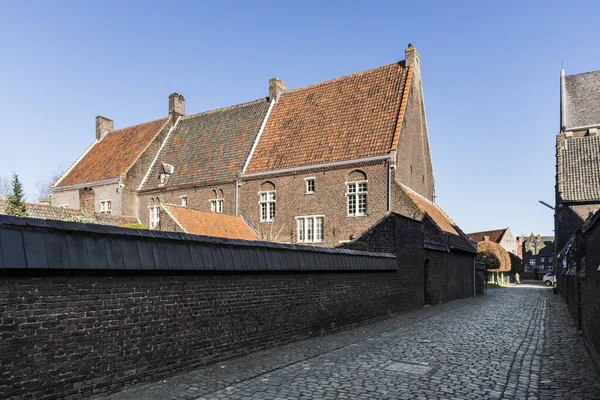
[149,197,160,229]
[210,188,224,213]
[346,170,367,217]
[259,182,276,222]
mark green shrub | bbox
[122,223,147,230]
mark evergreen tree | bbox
[5,173,27,217]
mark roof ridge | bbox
[284,61,405,94]
[108,116,169,135]
[182,97,268,120]
[566,69,600,78]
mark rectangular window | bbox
[529,259,536,266]
[305,178,315,194]
[99,200,112,214]
[347,181,367,216]
[149,206,159,229]
[259,191,275,221]
[181,196,187,207]
[210,198,224,213]
[540,257,545,263]
[296,216,324,243]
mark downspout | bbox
[235,180,239,216]
[387,160,391,212]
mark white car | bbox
[543,272,556,286]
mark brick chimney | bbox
[96,116,113,141]
[169,93,185,119]
[405,43,420,71]
[269,78,286,102]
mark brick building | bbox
[555,69,600,251]
[51,45,472,254]
[516,234,554,271]
[466,228,518,255]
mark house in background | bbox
[555,69,600,251]
[466,228,517,255]
[516,234,555,270]
[50,94,182,217]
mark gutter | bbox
[564,123,600,132]
[51,177,119,191]
[242,154,391,179]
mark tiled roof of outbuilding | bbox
[559,135,600,202]
[466,229,507,244]
[245,62,408,173]
[564,70,600,129]
[401,184,476,252]
[55,118,169,187]
[162,204,258,241]
[141,99,269,190]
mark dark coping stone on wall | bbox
[0,215,396,272]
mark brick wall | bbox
[394,69,434,201]
[0,215,406,399]
[425,249,475,305]
[50,188,80,209]
[239,161,390,246]
[556,202,600,250]
[1,270,404,399]
[138,182,237,228]
[582,218,600,366]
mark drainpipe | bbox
[235,180,239,216]
[387,160,391,212]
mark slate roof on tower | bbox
[563,70,600,130]
[54,118,169,187]
[141,99,269,190]
[558,135,600,202]
[245,62,408,173]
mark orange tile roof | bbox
[400,183,475,251]
[56,118,169,187]
[246,62,407,173]
[466,229,507,244]
[162,204,258,241]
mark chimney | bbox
[269,78,286,102]
[405,43,420,71]
[169,93,185,119]
[96,116,113,141]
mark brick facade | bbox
[0,270,409,399]
[582,216,600,366]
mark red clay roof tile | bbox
[56,118,169,187]
[246,62,407,173]
[162,204,258,241]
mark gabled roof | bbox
[558,135,600,202]
[400,183,476,252]
[162,204,258,241]
[141,99,269,190]
[563,70,600,129]
[245,62,407,173]
[55,118,169,187]
[466,229,507,244]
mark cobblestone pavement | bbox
[96,282,600,400]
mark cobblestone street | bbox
[96,282,600,400]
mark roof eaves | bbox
[390,63,412,151]
[52,139,99,187]
[50,177,120,191]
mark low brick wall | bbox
[0,216,404,399]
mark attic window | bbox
[159,162,175,185]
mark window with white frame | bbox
[149,206,160,229]
[540,257,545,263]
[260,191,276,221]
[529,259,536,266]
[347,181,367,216]
[99,200,112,214]
[305,178,315,194]
[297,216,323,243]
[181,195,188,207]
[210,198,224,213]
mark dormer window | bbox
[159,162,175,186]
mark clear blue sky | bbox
[1,0,598,236]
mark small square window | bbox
[99,200,112,214]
